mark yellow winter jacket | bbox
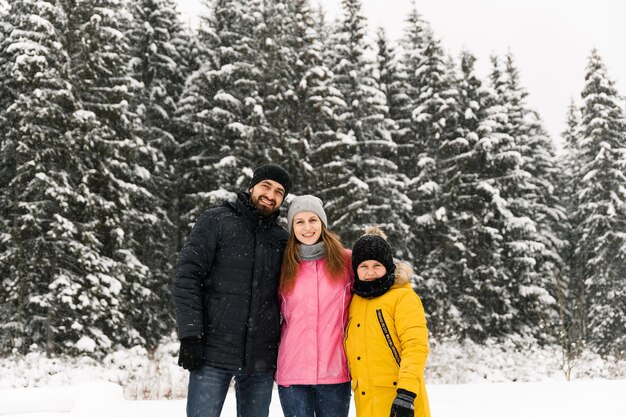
[345,282,430,417]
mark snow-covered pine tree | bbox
[516,111,566,341]
[405,23,459,239]
[394,8,429,179]
[0,0,6,65]
[0,0,129,355]
[328,0,392,145]
[287,0,344,192]
[498,53,563,341]
[396,9,467,333]
[446,53,546,340]
[0,0,9,347]
[572,49,626,355]
[289,2,358,238]
[376,28,410,132]
[420,50,496,339]
[439,54,525,340]
[0,0,10,247]
[560,101,584,328]
[552,100,585,365]
[60,0,172,350]
[320,0,408,249]
[250,0,311,190]
[190,0,219,68]
[128,0,189,164]
[366,28,414,260]
[259,0,348,195]
[174,0,261,233]
[561,100,583,204]
[126,0,191,321]
[310,1,332,63]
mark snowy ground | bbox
[1,339,625,416]
[2,379,626,417]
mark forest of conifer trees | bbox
[0,0,624,359]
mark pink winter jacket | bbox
[275,250,353,386]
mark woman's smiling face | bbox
[292,211,322,245]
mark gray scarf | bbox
[298,241,326,261]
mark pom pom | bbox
[364,225,387,240]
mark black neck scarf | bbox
[353,270,395,299]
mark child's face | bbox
[356,260,387,281]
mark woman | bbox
[276,195,353,417]
[345,227,430,417]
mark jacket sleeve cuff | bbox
[397,388,417,399]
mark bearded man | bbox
[171,164,292,417]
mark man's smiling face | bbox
[249,179,285,216]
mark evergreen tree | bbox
[321,0,408,249]
[328,0,391,144]
[0,0,10,262]
[257,0,346,193]
[448,54,550,340]
[397,10,469,336]
[572,49,626,354]
[421,50,497,339]
[553,100,585,365]
[0,0,127,355]
[376,28,411,143]
[174,0,262,235]
[430,54,530,341]
[561,100,583,186]
[251,0,309,189]
[126,0,190,325]
[394,8,429,180]
[393,9,461,277]
[499,53,562,340]
[310,1,332,63]
[128,0,188,159]
[60,0,172,349]
[560,102,584,324]
[0,0,13,351]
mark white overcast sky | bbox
[174,0,626,144]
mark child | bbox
[345,227,430,417]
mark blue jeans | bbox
[278,382,351,417]
[187,365,274,417]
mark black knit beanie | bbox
[248,164,292,196]
[352,233,396,277]
[352,229,397,299]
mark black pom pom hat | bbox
[351,226,395,276]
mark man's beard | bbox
[250,194,278,217]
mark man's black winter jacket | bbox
[171,192,288,373]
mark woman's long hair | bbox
[279,224,348,293]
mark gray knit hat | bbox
[287,195,327,232]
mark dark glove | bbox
[178,338,204,371]
[390,388,416,417]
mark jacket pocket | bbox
[207,295,227,334]
[372,374,400,411]
[372,374,399,388]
